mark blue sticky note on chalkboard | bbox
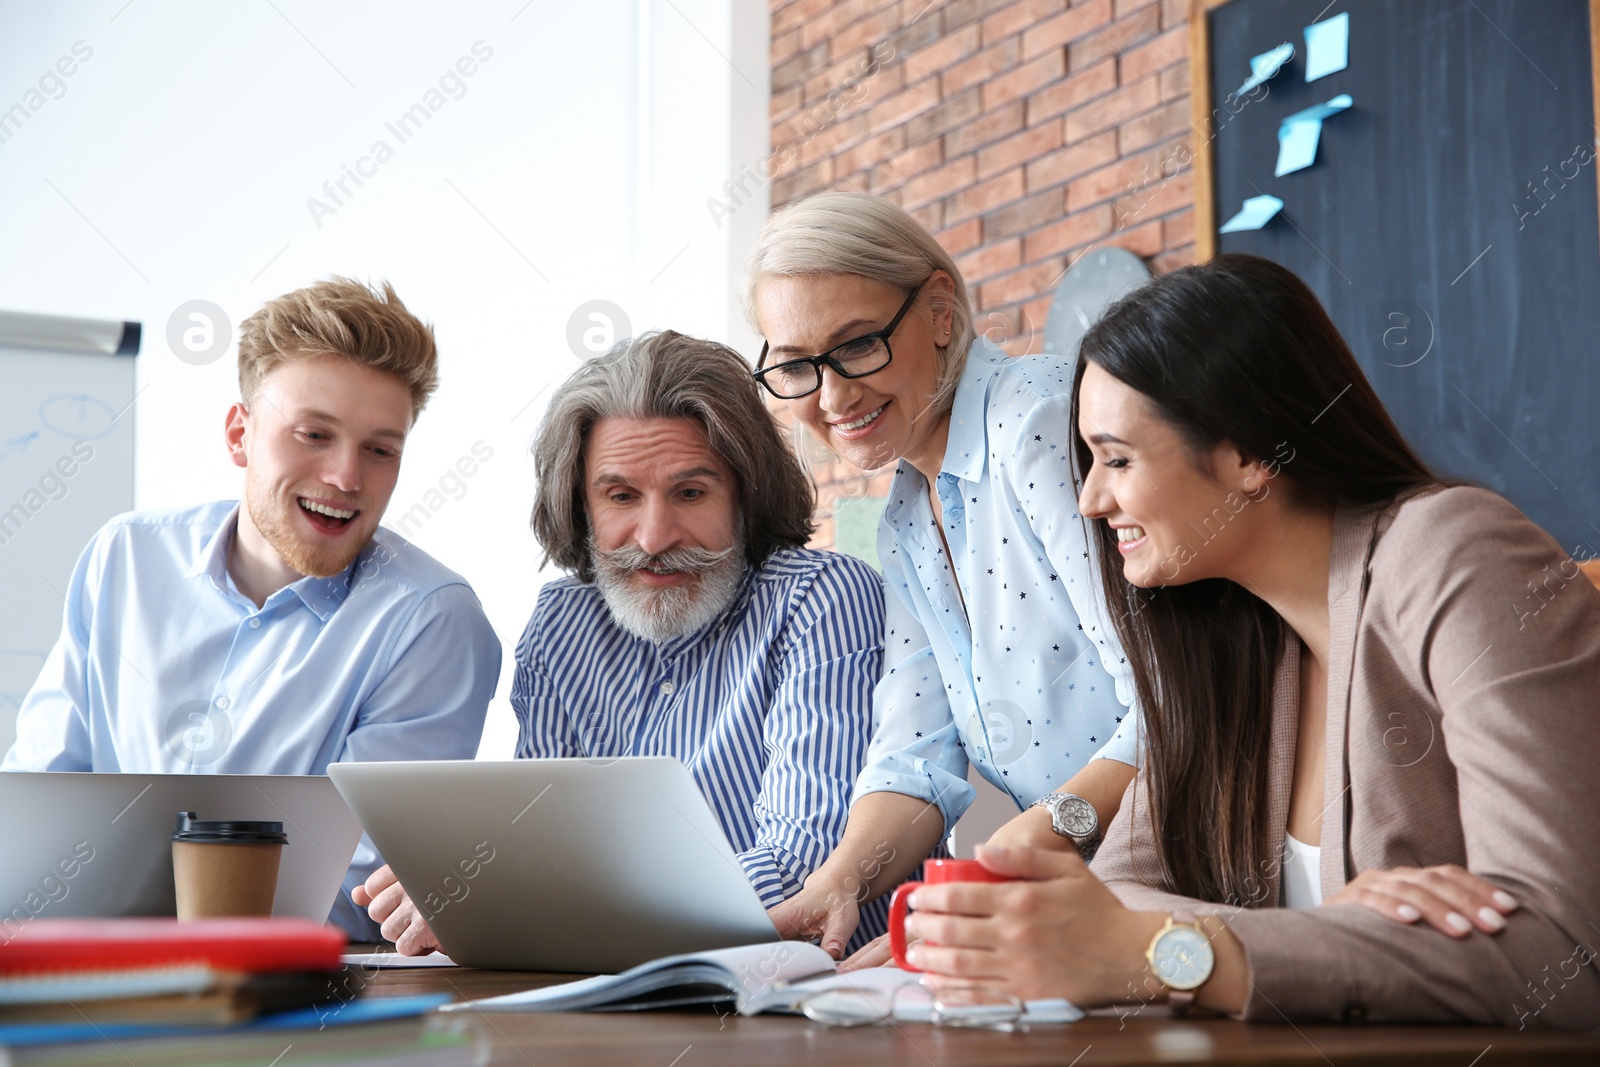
[1303,13,1349,81]
[1218,195,1285,233]
[1274,94,1353,176]
[1237,42,1293,95]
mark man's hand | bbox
[1325,864,1518,937]
[351,864,442,956]
[767,791,948,959]
[768,871,862,960]
[838,932,902,971]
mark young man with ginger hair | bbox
[4,278,500,936]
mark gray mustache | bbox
[594,541,739,576]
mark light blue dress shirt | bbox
[511,548,890,949]
[3,500,501,935]
[852,339,1141,835]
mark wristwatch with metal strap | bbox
[1028,791,1101,862]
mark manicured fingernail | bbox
[1478,907,1506,931]
[905,945,921,966]
[1396,904,1421,922]
[1446,912,1472,933]
[1493,891,1519,911]
[907,891,923,909]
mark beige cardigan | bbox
[1094,486,1600,1030]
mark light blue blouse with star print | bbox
[850,338,1140,835]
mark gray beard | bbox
[589,530,747,643]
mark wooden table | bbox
[356,956,1600,1066]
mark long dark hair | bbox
[1070,254,1437,906]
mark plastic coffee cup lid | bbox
[171,811,289,844]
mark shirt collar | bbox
[883,338,1006,526]
[293,561,358,620]
[940,338,1006,484]
[185,501,357,621]
[183,503,242,583]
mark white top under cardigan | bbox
[1281,833,1324,909]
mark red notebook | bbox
[0,919,349,1022]
[0,918,345,975]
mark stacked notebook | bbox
[1,1008,476,1066]
[0,919,482,1064]
[0,918,347,1028]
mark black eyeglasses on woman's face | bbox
[754,283,923,400]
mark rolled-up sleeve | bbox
[1090,713,1140,767]
[850,538,976,836]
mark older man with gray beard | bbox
[355,331,890,955]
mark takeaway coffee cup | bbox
[889,858,1012,972]
[171,812,288,920]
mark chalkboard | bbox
[0,312,139,755]
[1193,0,1600,557]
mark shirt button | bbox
[215,697,230,710]
[248,618,261,629]
[660,680,675,695]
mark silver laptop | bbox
[0,772,363,925]
[328,758,779,972]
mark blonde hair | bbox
[237,277,438,421]
[744,191,975,417]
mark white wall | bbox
[0,0,770,756]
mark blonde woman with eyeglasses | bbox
[749,192,1140,965]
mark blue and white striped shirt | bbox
[511,548,889,945]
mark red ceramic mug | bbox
[888,858,1011,971]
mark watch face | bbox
[1056,796,1097,838]
[1151,926,1215,991]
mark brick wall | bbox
[766,0,1197,551]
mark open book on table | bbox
[439,941,1081,1023]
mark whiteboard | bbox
[0,312,138,754]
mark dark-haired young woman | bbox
[897,254,1600,1028]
